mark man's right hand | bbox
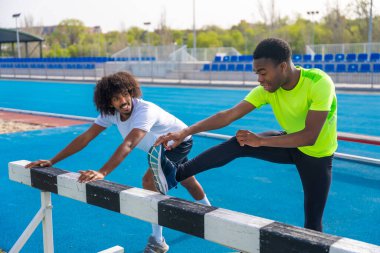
[154,131,186,150]
[25,160,53,169]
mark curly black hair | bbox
[94,71,142,116]
[253,38,292,65]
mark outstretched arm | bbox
[78,128,146,182]
[236,110,329,148]
[25,123,105,168]
[155,101,255,149]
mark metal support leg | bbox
[41,192,54,253]
[9,208,45,253]
[9,191,54,253]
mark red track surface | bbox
[0,111,91,127]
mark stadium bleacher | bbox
[201,53,380,73]
[0,56,156,69]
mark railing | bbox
[1,107,379,166]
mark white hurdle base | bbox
[9,191,53,253]
[98,245,124,253]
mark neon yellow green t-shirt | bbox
[244,67,337,157]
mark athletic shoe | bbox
[148,145,178,194]
[143,235,169,253]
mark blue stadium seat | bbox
[245,64,253,72]
[324,54,334,62]
[303,64,312,69]
[374,64,380,73]
[202,64,210,71]
[303,54,312,62]
[236,64,244,72]
[223,56,230,62]
[347,64,358,72]
[335,54,345,62]
[313,54,322,62]
[211,64,218,71]
[370,53,380,62]
[292,54,302,62]
[227,64,236,71]
[336,64,346,72]
[230,56,238,62]
[358,53,368,62]
[314,64,323,70]
[214,56,222,62]
[324,64,335,72]
[219,64,227,71]
[238,55,246,62]
[346,54,356,62]
[245,55,253,62]
[359,64,371,73]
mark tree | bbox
[53,19,86,47]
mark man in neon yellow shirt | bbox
[149,38,337,232]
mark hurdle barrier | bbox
[8,160,380,253]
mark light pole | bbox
[143,22,153,82]
[193,0,197,60]
[368,0,373,53]
[12,13,21,58]
[94,26,101,56]
[143,22,151,50]
[306,10,319,47]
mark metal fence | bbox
[112,45,241,62]
[306,43,380,55]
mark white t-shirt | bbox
[94,98,191,152]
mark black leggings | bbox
[176,136,333,232]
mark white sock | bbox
[196,194,211,206]
[151,224,163,243]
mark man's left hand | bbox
[236,130,262,147]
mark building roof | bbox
[0,28,44,43]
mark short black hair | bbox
[253,38,292,65]
[94,71,142,116]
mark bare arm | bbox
[155,101,255,149]
[25,123,105,168]
[236,110,329,148]
[186,101,255,135]
[78,128,146,182]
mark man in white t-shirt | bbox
[26,72,210,253]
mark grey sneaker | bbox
[144,235,169,253]
[148,145,178,195]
